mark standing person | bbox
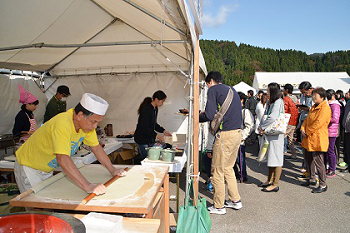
[256,90,264,102]
[342,89,350,171]
[325,89,341,177]
[336,90,346,106]
[256,93,268,150]
[13,84,39,142]
[134,91,172,160]
[283,85,299,159]
[258,83,285,192]
[234,92,254,183]
[199,71,242,215]
[300,88,331,193]
[44,85,71,123]
[245,90,257,117]
[14,93,126,194]
[203,131,215,192]
[297,81,314,128]
[284,84,298,104]
[296,81,314,180]
[335,90,346,164]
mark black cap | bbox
[57,85,71,96]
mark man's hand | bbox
[85,183,106,195]
[112,168,126,177]
[207,152,212,159]
[301,130,308,138]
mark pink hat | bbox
[18,84,38,104]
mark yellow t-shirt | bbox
[16,109,99,173]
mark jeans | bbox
[284,137,288,153]
[202,151,212,178]
[234,145,247,180]
[137,143,155,160]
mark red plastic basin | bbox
[0,213,76,233]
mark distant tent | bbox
[233,81,257,95]
[253,72,350,93]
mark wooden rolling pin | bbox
[81,167,129,205]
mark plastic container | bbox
[161,149,176,162]
[146,147,162,160]
[81,212,123,233]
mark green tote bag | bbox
[176,179,212,233]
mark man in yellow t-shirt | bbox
[14,93,126,196]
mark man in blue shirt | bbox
[199,71,243,215]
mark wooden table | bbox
[10,165,170,233]
[72,214,160,233]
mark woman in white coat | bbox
[258,83,285,192]
[255,93,268,147]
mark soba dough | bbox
[35,166,144,201]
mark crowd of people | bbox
[201,71,350,215]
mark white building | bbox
[253,72,350,93]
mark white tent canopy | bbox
[0,0,207,135]
[0,0,206,75]
[253,72,350,93]
[233,81,257,95]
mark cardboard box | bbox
[110,149,134,165]
[171,133,186,149]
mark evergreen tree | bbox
[200,40,350,86]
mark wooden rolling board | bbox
[10,165,169,215]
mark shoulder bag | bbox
[263,100,291,135]
[209,88,234,135]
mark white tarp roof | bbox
[0,0,207,75]
[0,0,208,135]
[253,72,350,93]
[233,81,257,95]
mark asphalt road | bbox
[169,142,350,233]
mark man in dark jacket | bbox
[342,89,350,172]
[245,90,257,117]
[44,85,71,123]
[199,71,243,215]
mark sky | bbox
[199,0,350,54]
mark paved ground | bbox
[169,142,350,233]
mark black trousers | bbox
[343,133,350,166]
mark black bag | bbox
[209,88,234,135]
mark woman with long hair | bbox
[13,84,39,143]
[134,90,171,160]
[258,83,284,192]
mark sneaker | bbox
[206,182,214,192]
[224,200,243,210]
[339,162,348,167]
[297,174,308,181]
[207,205,226,215]
[327,171,336,178]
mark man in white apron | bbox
[14,93,126,196]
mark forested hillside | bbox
[200,40,350,86]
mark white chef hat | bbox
[80,93,109,115]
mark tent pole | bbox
[0,40,187,52]
[185,52,194,206]
[122,0,186,36]
[192,25,200,205]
